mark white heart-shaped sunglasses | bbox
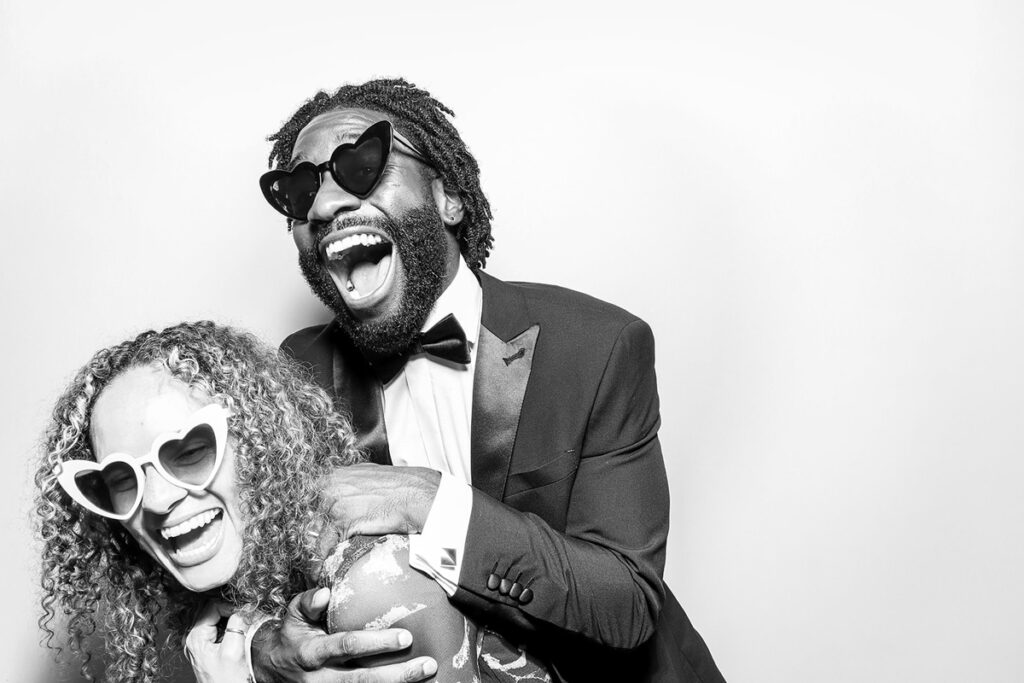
[53,403,230,520]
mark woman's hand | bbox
[186,601,252,683]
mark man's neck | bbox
[423,257,483,341]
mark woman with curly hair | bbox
[35,321,551,683]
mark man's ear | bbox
[431,178,465,229]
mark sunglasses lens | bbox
[331,135,386,197]
[263,164,319,219]
[260,122,394,218]
[158,423,218,487]
[75,463,139,516]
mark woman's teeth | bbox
[160,509,220,539]
[169,521,224,563]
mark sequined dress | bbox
[317,534,552,683]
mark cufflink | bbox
[440,548,457,569]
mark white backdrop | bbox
[2,1,1022,681]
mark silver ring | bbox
[224,627,246,636]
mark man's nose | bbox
[139,466,187,514]
[307,173,362,223]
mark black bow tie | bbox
[372,313,472,383]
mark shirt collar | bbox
[422,257,482,345]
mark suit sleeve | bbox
[451,319,669,649]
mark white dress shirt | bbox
[386,258,479,595]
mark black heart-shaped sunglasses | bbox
[259,120,429,220]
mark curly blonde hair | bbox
[34,321,362,682]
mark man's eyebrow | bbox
[287,131,359,169]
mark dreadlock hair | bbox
[266,78,494,269]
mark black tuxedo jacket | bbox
[282,271,724,682]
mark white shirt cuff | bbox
[408,473,472,596]
[245,614,274,683]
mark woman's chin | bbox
[172,549,241,592]
[178,573,233,593]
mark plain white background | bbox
[2,1,1022,681]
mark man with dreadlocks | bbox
[239,78,724,682]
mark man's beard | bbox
[297,204,449,358]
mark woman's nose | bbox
[139,467,187,514]
[307,173,362,223]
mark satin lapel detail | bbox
[470,323,539,500]
[331,342,392,465]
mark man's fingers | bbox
[306,657,437,683]
[336,656,438,683]
[345,463,382,476]
[293,586,331,623]
[336,518,361,540]
[289,657,436,683]
[300,629,413,668]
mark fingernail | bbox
[398,630,413,648]
[422,658,438,676]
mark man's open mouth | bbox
[322,229,397,309]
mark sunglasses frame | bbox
[259,120,429,220]
[53,403,231,521]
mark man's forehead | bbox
[290,108,392,164]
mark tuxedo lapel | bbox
[305,273,536,481]
[470,272,538,500]
[328,330,392,466]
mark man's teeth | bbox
[325,233,385,259]
[160,509,220,539]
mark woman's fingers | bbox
[188,601,248,656]
[185,603,252,682]
[193,600,225,629]
[218,611,249,658]
[225,611,249,632]
[186,600,223,656]
[213,600,237,618]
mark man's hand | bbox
[321,463,441,539]
[251,587,437,683]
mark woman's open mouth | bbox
[157,508,225,567]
